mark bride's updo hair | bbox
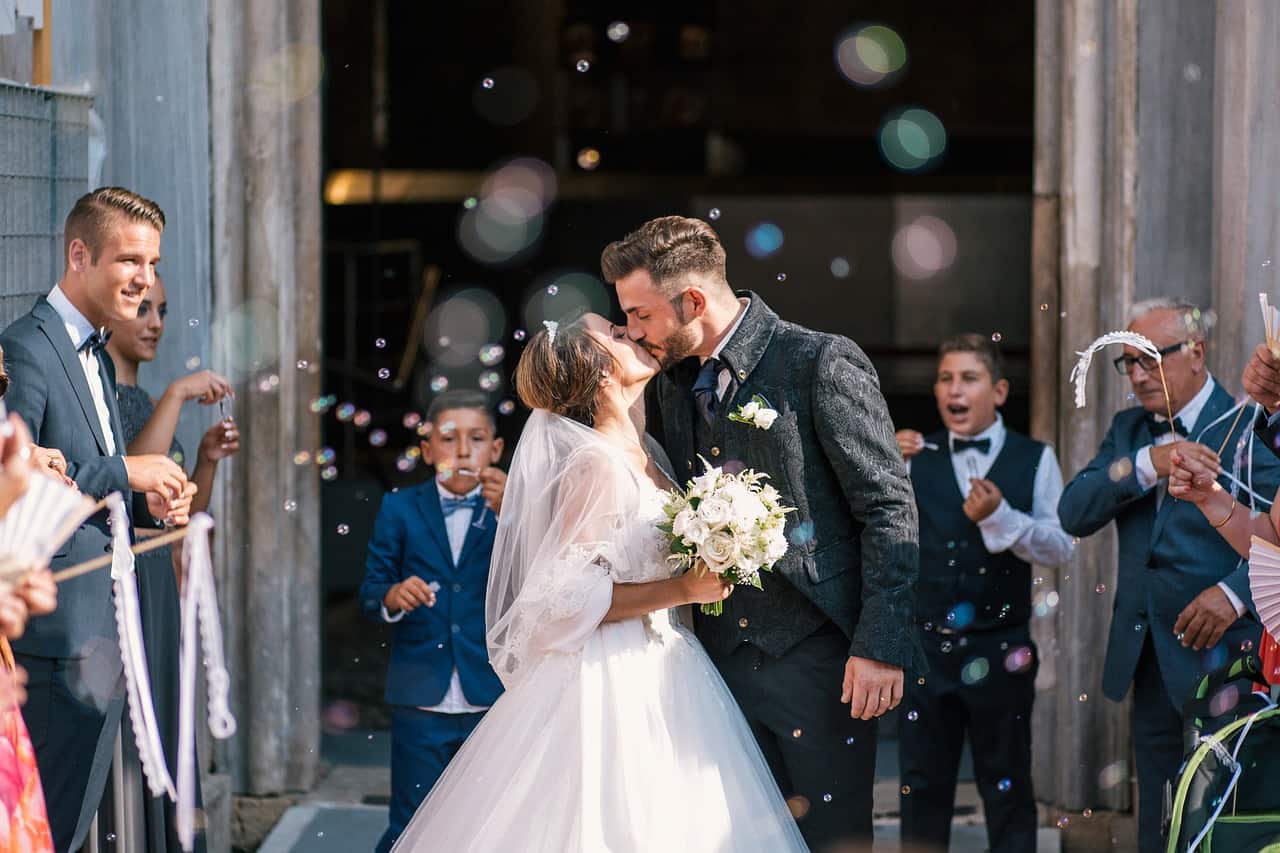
[515,317,617,426]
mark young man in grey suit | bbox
[1058,299,1280,853]
[1,187,196,853]
[604,216,923,852]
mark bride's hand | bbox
[680,563,734,606]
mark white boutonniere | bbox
[728,395,779,430]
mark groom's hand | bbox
[841,656,903,720]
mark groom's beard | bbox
[653,323,697,371]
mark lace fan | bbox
[0,472,100,588]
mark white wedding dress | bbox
[391,410,809,853]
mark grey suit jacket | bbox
[1,297,156,660]
[647,293,925,671]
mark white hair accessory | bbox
[543,320,559,343]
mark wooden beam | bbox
[30,0,50,86]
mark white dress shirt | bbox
[1131,375,1247,616]
[381,482,488,714]
[703,298,751,401]
[47,285,117,455]
[928,415,1076,566]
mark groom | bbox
[603,216,923,851]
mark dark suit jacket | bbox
[359,483,504,708]
[0,297,155,660]
[647,292,924,671]
[1058,382,1280,707]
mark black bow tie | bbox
[951,437,991,455]
[78,329,111,355]
[1146,415,1188,438]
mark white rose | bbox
[700,530,740,574]
[738,401,760,419]
[733,492,768,523]
[698,496,733,526]
[683,517,711,546]
[753,408,779,430]
[672,507,697,538]
[764,530,788,563]
[690,469,720,495]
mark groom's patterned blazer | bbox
[646,292,925,672]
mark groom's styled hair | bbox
[600,216,730,295]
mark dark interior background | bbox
[319,0,1035,729]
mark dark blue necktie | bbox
[1146,415,1187,438]
[441,493,484,518]
[693,358,722,427]
[78,328,111,355]
[951,437,991,454]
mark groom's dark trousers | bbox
[705,623,878,848]
[649,293,924,853]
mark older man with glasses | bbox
[1058,298,1280,853]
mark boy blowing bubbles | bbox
[361,391,509,853]
[381,402,507,615]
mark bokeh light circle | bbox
[458,158,557,266]
[424,288,508,368]
[745,222,785,259]
[835,24,907,88]
[891,215,957,280]
[878,107,947,172]
[523,271,611,330]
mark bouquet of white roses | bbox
[658,458,796,615]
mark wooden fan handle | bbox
[51,526,193,584]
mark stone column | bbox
[208,0,323,796]
[1211,0,1280,386]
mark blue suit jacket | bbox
[358,483,504,708]
[0,297,157,660]
[1058,382,1280,707]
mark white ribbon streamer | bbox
[1070,331,1163,409]
[177,513,236,851]
[109,493,176,800]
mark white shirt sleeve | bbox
[380,604,407,623]
[1217,581,1248,618]
[1135,445,1159,491]
[977,446,1076,566]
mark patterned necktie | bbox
[441,494,484,518]
[951,437,992,454]
[693,358,722,427]
[78,328,112,355]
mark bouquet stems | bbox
[701,601,724,617]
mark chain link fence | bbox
[0,81,90,326]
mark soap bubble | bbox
[369,430,388,447]
[708,208,721,220]
[498,399,516,415]
[576,59,591,73]
[607,21,630,43]
[337,524,350,535]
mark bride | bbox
[391,313,809,852]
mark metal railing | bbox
[0,80,90,325]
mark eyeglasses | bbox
[1112,341,1193,375]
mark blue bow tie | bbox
[78,329,111,355]
[951,437,991,454]
[441,493,484,518]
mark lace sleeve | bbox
[486,432,636,688]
